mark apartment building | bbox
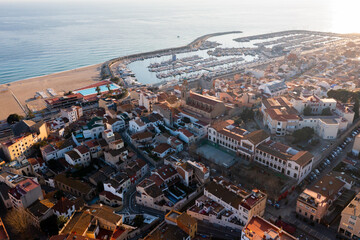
[254,140,313,182]
[139,90,158,111]
[187,179,267,229]
[262,96,350,139]
[261,97,300,136]
[208,120,249,152]
[296,175,346,223]
[258,80,288,97]
[64,145,91,167]
[60,105,83,123]
[291,95,336,115]
[8,178,43,208]
[1,121,49,161]
[241,216,297,240]
[338,192,360,239]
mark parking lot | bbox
[303,127,360,186]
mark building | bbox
[152,143,173,159]
[0,182,12,209]
[144,221,191,240]
[139,90,158,111]
[8,178,43,208]
[181,81,226,119]
[26,199,54,228]
[59,205,122,238]
[45,93,84,110]
[187,179,267,229]
[208,120,249,152]
[1,121,49,161]
[82,117,105,139]
[254,140,313,182]
[64,145,91,167]
[241,216,297,240]
[291,95,337,115]
[352,134,360,156]
[54,173,95,201]
[259,80,288,97]
[99,191,122,207]
[129,118,147,133]
[40,139,75,161]
[296,175,346,223]
[262,97,347,139]
[104,172,131,199]
[261,97,300,136]
[165,210,197,238]
[208,120,270,160]
[0,217,10,240]
[338,192,360,239]
[52,197,75,218]
[60,105,83,123]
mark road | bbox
[265,128,356,240]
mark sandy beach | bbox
[0,63,102,120]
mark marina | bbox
[115,30,349,87]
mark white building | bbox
[129,118,147,133]
[82,117,105,139]
[291,95,336,115]
[64,145,91,167]
[258,80,288,97]
[187,179,267,229]
[104,173,131,199]
[254,140,313,182]
[60,106,83,123]
[139,91,158,111]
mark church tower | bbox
[181,80,189,105]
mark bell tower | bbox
[181,80,189,105]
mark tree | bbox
[292,127,314,143]
[4,208,34,235]
[95,86,101,95]
[110,77,120,84]
[321,107,332,116]
[133,215,144,227]
[7,113,22,124]
[64,91,73,96]
[354,97,359,120]
[303,106,312,116]
[239,108,254,122]
[40,215,59,236]
[57,215,68,229]
[97,181,104,193]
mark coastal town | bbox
[1,30,360,240]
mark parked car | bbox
[315,169,320,175]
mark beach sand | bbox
[0,63,102,120]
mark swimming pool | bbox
[76,84,120,96]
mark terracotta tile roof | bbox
[189,92,222,106]
[244,130,269,145]
[152,143,172,154]
[290,151,313,167]
[52,197,74,214]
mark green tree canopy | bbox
[292,127,314,143]
[321,107,332,116]
[303,106,312,116]
[7,113,22,124]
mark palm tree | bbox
[95,86,101,95]
[106,84,113,95]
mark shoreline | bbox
[0,29,357,121]
[0,63,102,88]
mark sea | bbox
[0,0,359,85]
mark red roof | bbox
[52,197,74,214]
